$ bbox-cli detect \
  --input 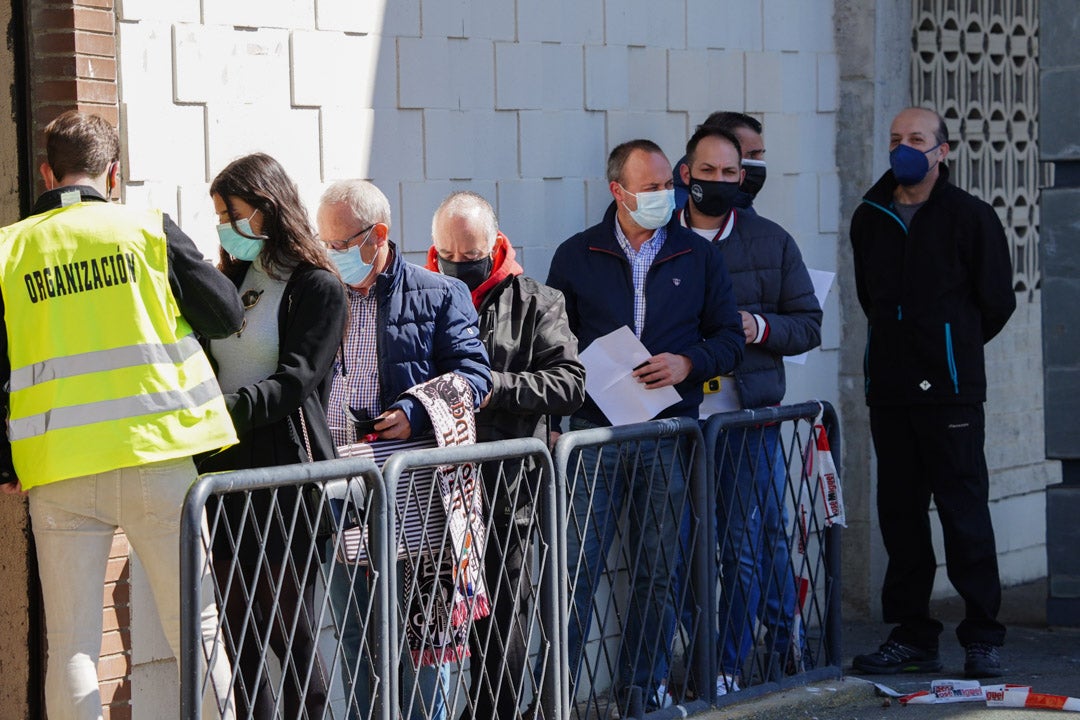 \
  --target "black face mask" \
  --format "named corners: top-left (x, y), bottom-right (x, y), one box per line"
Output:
top-left (438, 255), bottom-right (493, 291)
top-left (739, 159), bottom-right (767, 202)
top-left (688, 177), bottom-right (746, 218)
